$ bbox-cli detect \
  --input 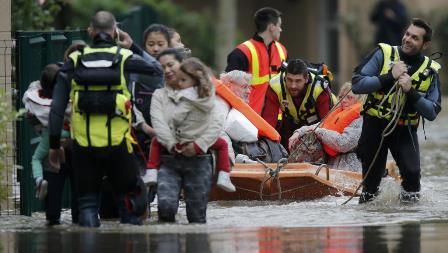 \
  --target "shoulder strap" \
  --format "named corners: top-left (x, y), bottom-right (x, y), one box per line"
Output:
top-left (279, 70), bottom-right (290, 116)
